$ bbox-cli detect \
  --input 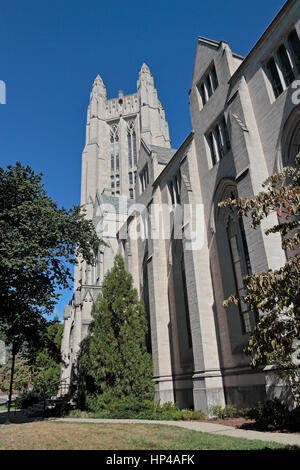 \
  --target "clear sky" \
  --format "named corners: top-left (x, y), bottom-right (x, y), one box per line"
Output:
top-left (0, 0), bottom-right (285, 320)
